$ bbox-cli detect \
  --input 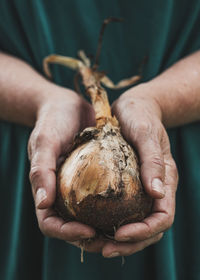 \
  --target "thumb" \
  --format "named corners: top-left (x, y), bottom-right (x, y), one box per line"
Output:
top-left (134, 135), bottom-right (165, 199)
top-left (112, 98), bottom-right (165, 198)
top-left (121, 119), bottom-right (166, 199)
